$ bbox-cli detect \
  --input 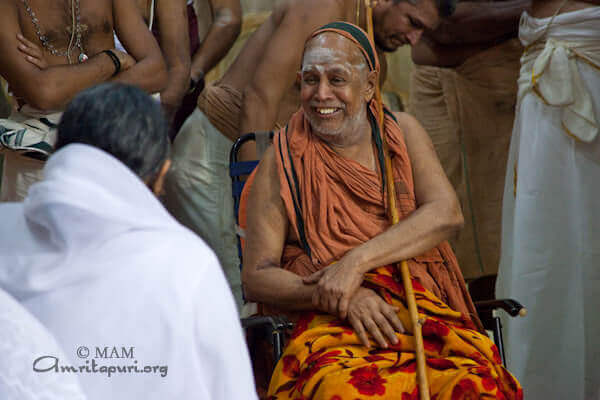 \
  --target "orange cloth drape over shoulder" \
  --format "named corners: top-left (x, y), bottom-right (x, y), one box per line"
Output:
top-left (272, 107), bottom-right (480, 327)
